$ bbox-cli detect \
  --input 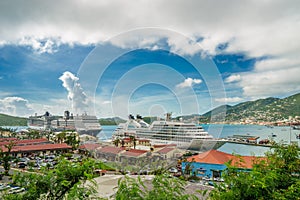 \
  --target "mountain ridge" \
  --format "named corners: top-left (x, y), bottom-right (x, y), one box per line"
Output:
top-left (0, 93), bottom-right (299, 126)
top-left (199, 93), bottom-right (300, 123)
